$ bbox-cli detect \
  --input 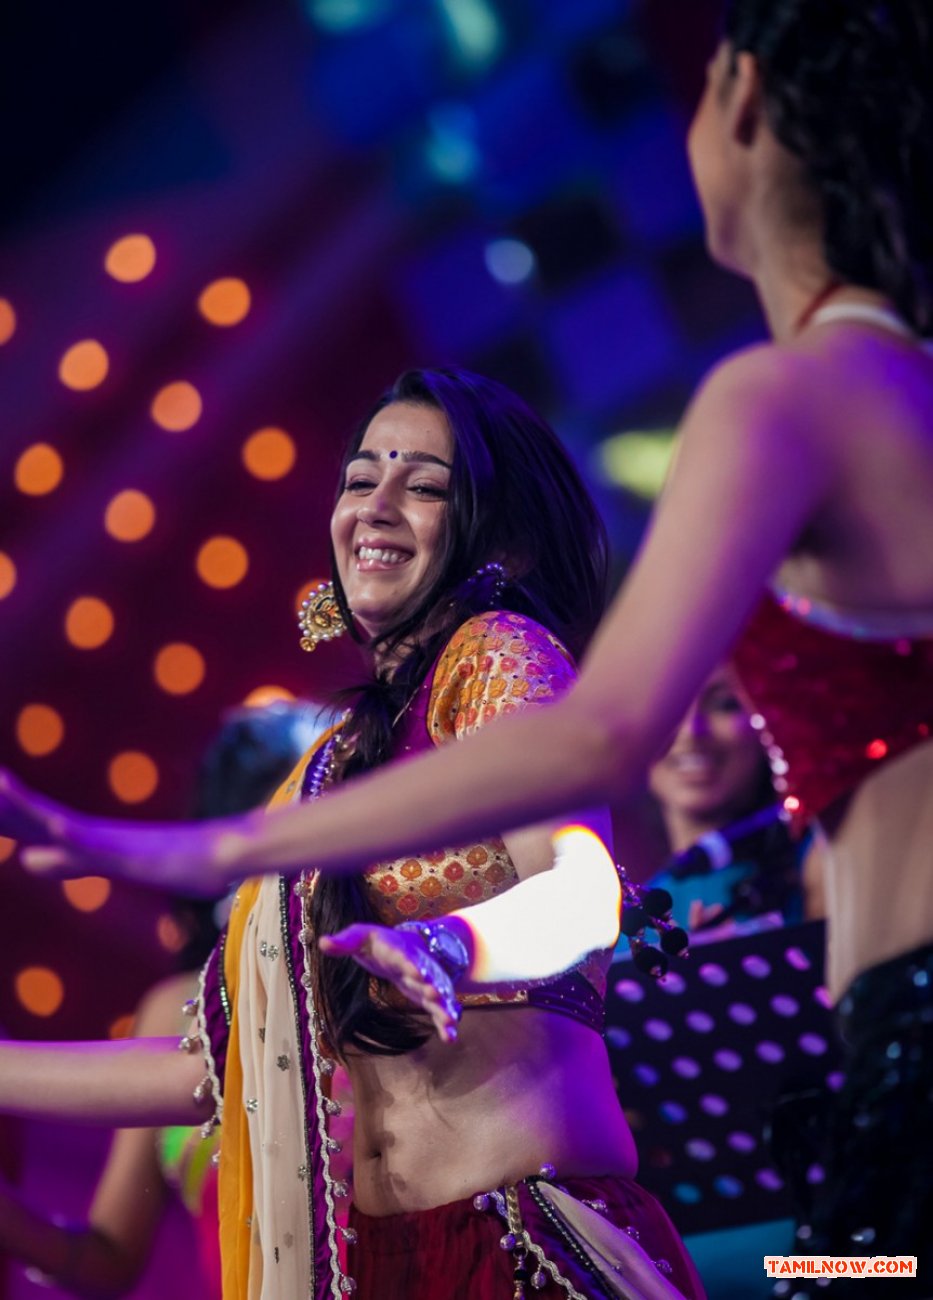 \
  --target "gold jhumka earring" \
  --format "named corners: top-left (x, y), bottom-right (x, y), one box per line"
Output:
top-left (297, 581), bottom-right (346, 652)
